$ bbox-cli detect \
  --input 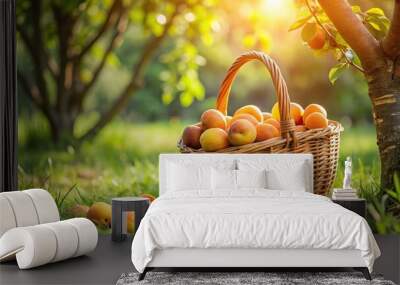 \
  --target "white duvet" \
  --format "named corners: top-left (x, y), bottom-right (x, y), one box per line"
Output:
top-left (131, 190), bottom-right (380, 273)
